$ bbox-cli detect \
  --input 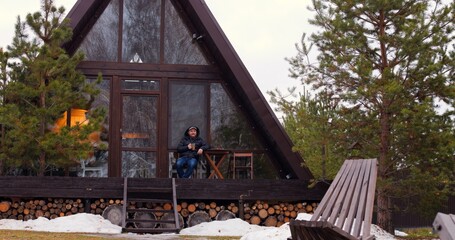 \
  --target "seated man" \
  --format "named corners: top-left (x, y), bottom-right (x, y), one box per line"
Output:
top-left (176, 126), bottom-right (210, 178)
